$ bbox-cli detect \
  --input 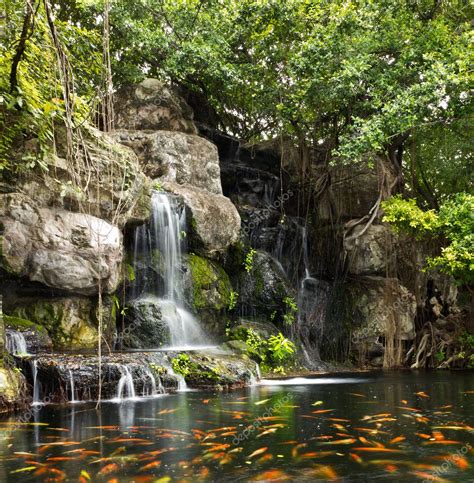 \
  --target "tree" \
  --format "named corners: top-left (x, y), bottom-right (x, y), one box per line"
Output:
top-left (382, 193), bottom-right (474, 287)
